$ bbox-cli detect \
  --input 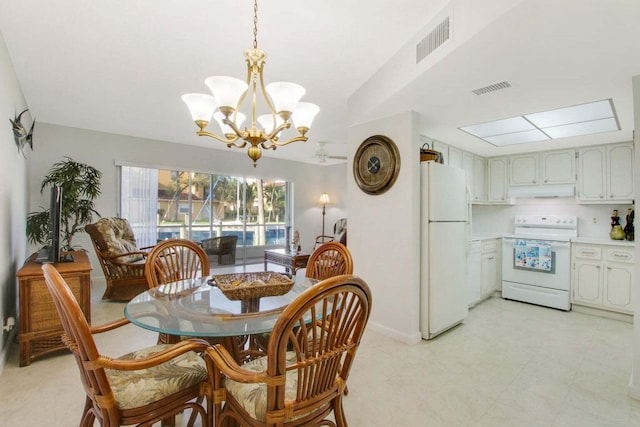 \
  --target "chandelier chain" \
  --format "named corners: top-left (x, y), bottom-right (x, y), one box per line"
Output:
top-left (253, 0), bottom-right (258, 49)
